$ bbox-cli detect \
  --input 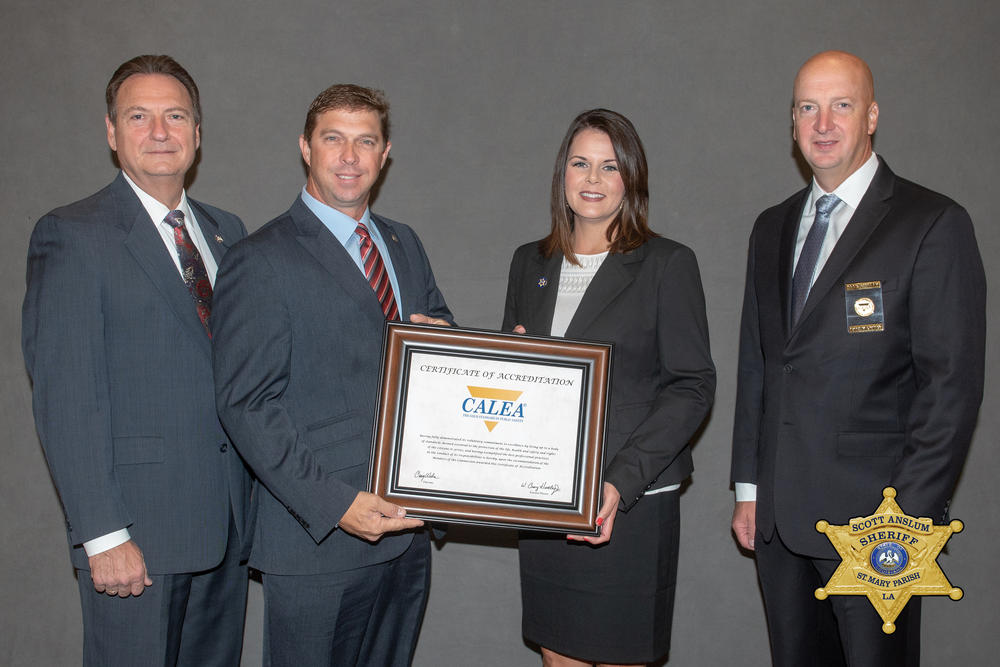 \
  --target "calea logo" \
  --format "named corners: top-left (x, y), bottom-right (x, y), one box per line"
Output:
top-left (462, 386), bottom-right (526, 432)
